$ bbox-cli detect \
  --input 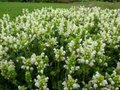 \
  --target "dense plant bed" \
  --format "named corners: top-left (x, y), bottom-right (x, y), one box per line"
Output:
top-left (0, 7), bottom-right (120, 90)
